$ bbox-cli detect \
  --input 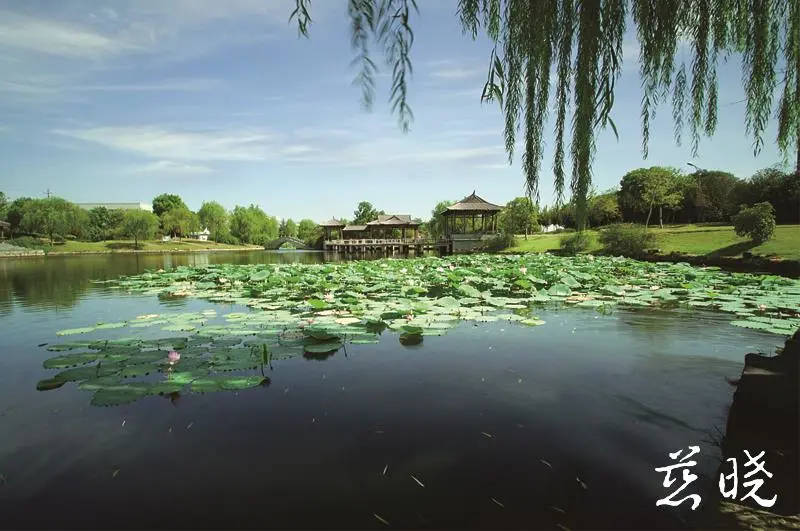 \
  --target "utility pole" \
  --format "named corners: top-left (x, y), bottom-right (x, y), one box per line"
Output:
top-left (686, 162), bottom-right (706, 223)
top-left (45, 188), bottom-right (52, 199)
